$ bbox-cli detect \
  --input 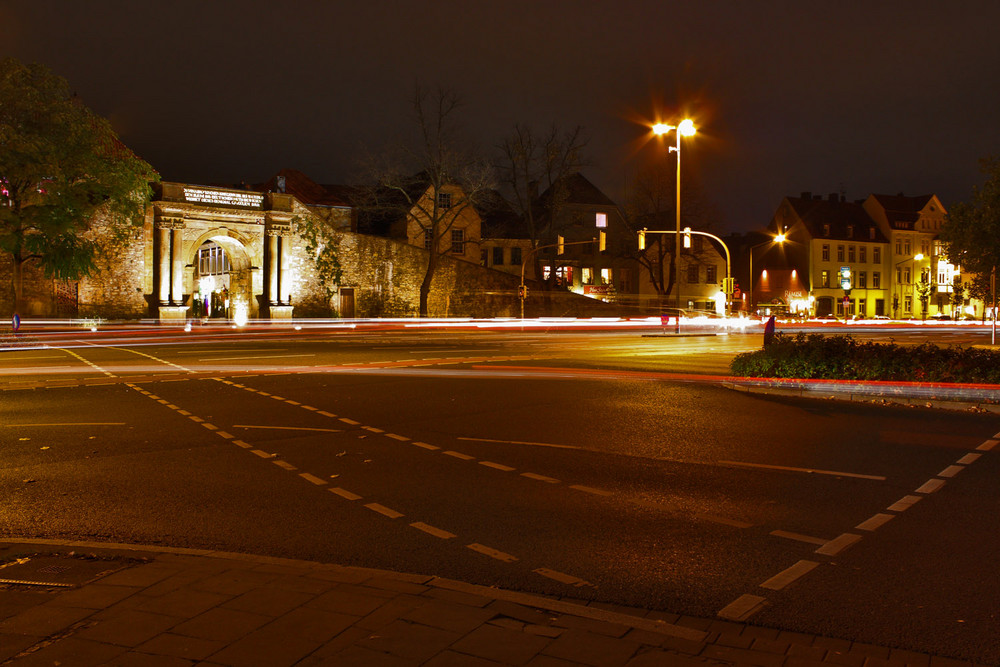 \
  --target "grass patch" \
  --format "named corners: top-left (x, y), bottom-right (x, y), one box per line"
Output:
top-left (731, 332), bottom-right (1000, 384)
